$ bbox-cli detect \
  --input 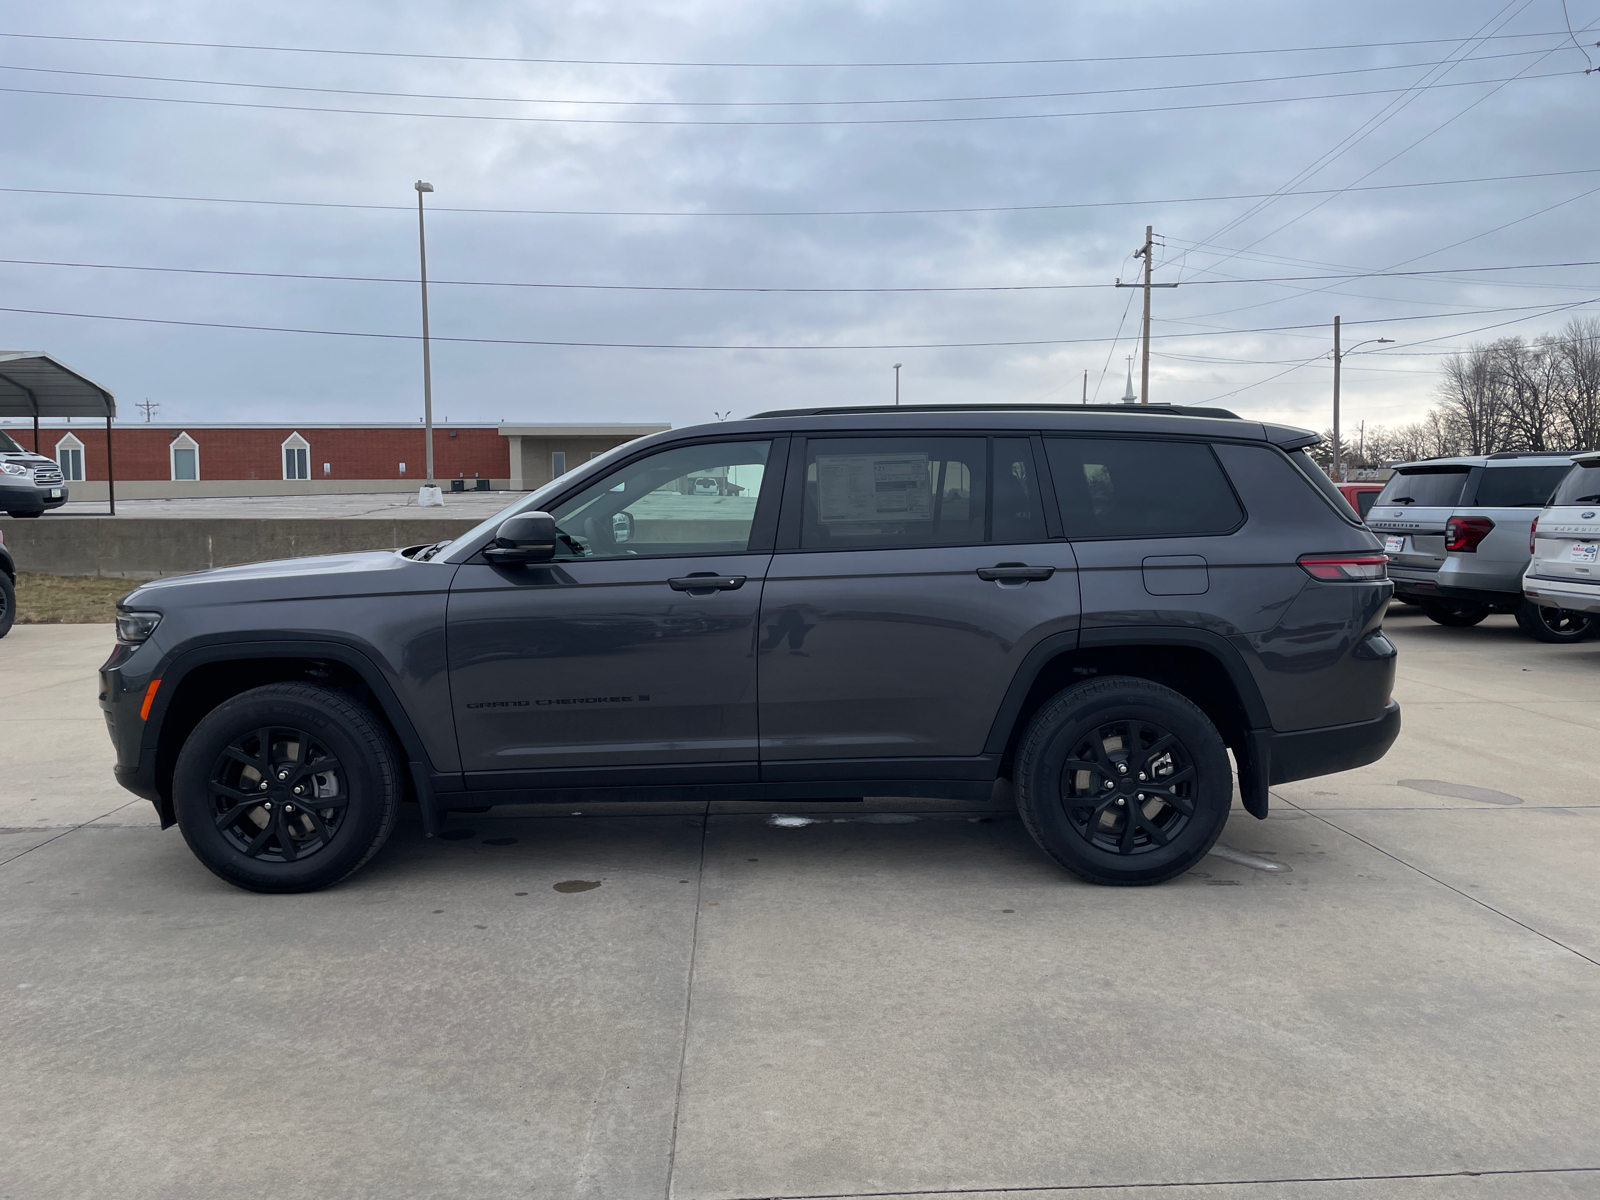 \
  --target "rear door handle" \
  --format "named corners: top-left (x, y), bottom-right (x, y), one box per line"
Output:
top-left (668, 574), bottom-right (747, 593)
top-left (976, 564), bottom-right (1055, 582)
